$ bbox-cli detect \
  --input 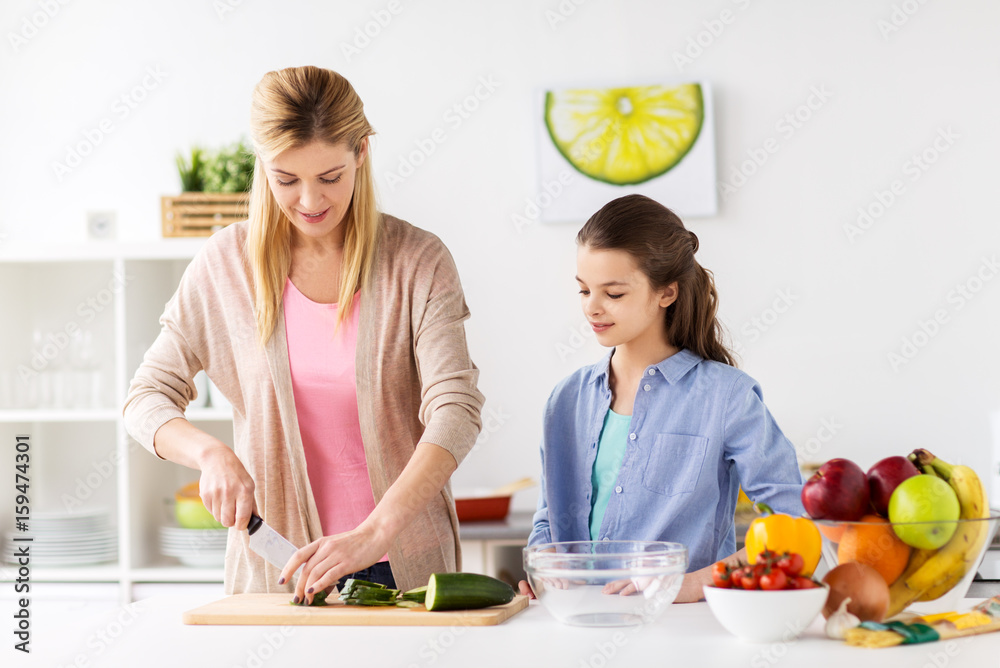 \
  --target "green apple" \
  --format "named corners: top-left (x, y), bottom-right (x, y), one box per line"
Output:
top-left (175, 497), bottom-right (225, 529)
top-left (887, 474), bottom-right (960, 549)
